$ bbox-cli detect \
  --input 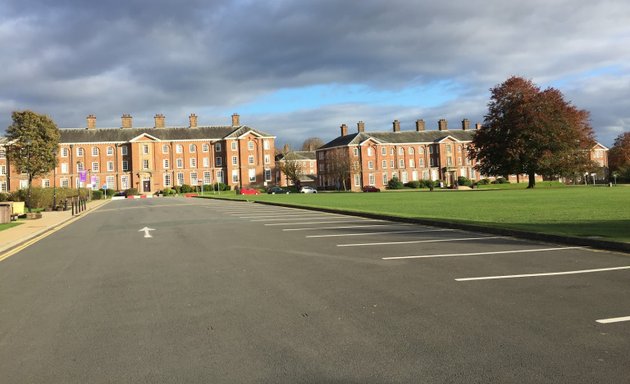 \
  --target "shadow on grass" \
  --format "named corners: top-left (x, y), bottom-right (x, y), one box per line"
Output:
top-left (493, 220), bottom-right (630, 243)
